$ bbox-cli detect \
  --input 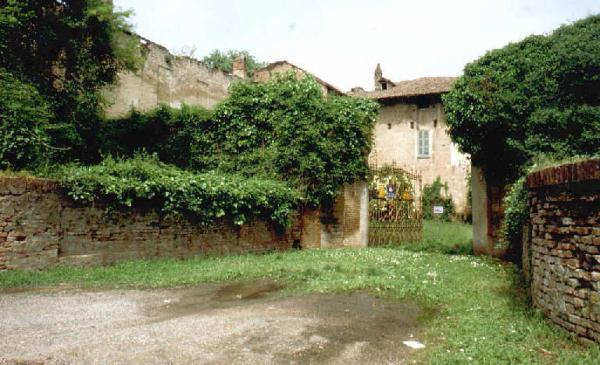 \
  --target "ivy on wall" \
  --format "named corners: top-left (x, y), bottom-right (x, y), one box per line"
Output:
top-left (0, 3), bottom-right (379, 228)
top-left (103, 74), bottom-right (379, 210)
top-left (59, 75), bottom-right (378, 226)
top-left (57, 155), bottom-right (300, 228)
